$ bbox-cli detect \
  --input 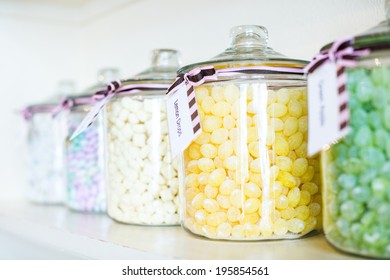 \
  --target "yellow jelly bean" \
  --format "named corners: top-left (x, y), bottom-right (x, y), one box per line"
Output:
top-left (187, 160), bottom-right (201, 173)
top-left (217, 194), bottom-right (231, 209)
top-left (185, 174), bottom-right (200, 188)
top-left (250, 158), bottom-right (262, 173)
top-left (212, 101), bottom-right (231, 117)
top-left (216, 222), bottom-right (232, 238)
top-left (273, 218), bottom-right (288, 236)
top-left (194, 132), bottom-right (211, 145)
top-left (209, 168), bottom-right (226, 187)
top-left (268, 103), bottom-right (287, 118)
top-left (224, 84), bottom-right (240, 104)
top-left (287, 218), bottom-right (305, 233)
top-left (192, 193), bottom-right (205, 209)
top-left (295, 205), bottom-right (310, 220)
top-left (224, 156), bottom-right (238, 170)
top-left (202, 116), bottom-right (222, 132)
top-left (204, 184), bottom-right (218, 198)
top-left (220, 179), bottom-right (237, 195)
top-left (288, 132), bottom-right (303, 150)
top-left (308, 202), bottom-right (321, 216)
top-left (211, 86), bottom-right (225, 102)
top-left (218, 140), bottom-right (234, 159)
top-left (248, 142), bottom-right (260, 158)
top-left (206, 211), bottom-right (227, 226)
top-left (298, 116), bottom-right (308, 133)
top-left (202, 225), bottom-right (217, 237)
top-left (277, 88), bottom-right (291, 104)
top-left (269, 118), bottom-right (284, 132)
top-left (301, 182), bottom-right (319, 195)
top-left (283, 117), bottom-right (299, 136)
top-left (281, 207), bottom-right (296, 220)
top-left (188, 144), bottom-right (201, 159)
top-left (214, 157), bottom-right (224, 168)
top-left (298, 190), bottom-right (311, 206)
top-left (274, 135), bottom-right (289, 156)
top-left (194, 86), bottom-right (209, 103)
top-left (203, 198), bottom-right (220, 213)
top-left (276, 195), bottom-right (289, 210)
top-left (244, 182), bottom-right (262, 198)
top-left (243, 198), bottom-right (261, 214)
top-left (301, 166), bottom-right (315, 183)
top-left (240, 213), bottom-right (260, 225)
top-left (287, 187), bottom-right (301, 207)
top-left (247, 127), bottom-right (259, 142)
top-left (198, 172), bottom-right (210, 185)
top-left (278, 171), bottom-right (297, 188)
top-left (292, 158), bottom-right (308, 177)
top-left (295, 142), bottom-right (308, 158)
top-left (194, 209), bottom-right (207, 225)
top-left (288, 99), bottom-right (303, 117)
top-left (276, 156), bottom-right (293, 171)
top-left (230, 189), bottom-right (243, 208)
top-left (223, 115), bottom-right (236, 130)
top-left (198, 158), bottom-right (215, 172)
top-left (200, 143), bottom-right (217, 158)
top-left (201, 96), bottom-right (215, 113)
top-left (211, 128), bottom-right (229, 144)
top-left (227, 207), bottom-right (241, 222)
